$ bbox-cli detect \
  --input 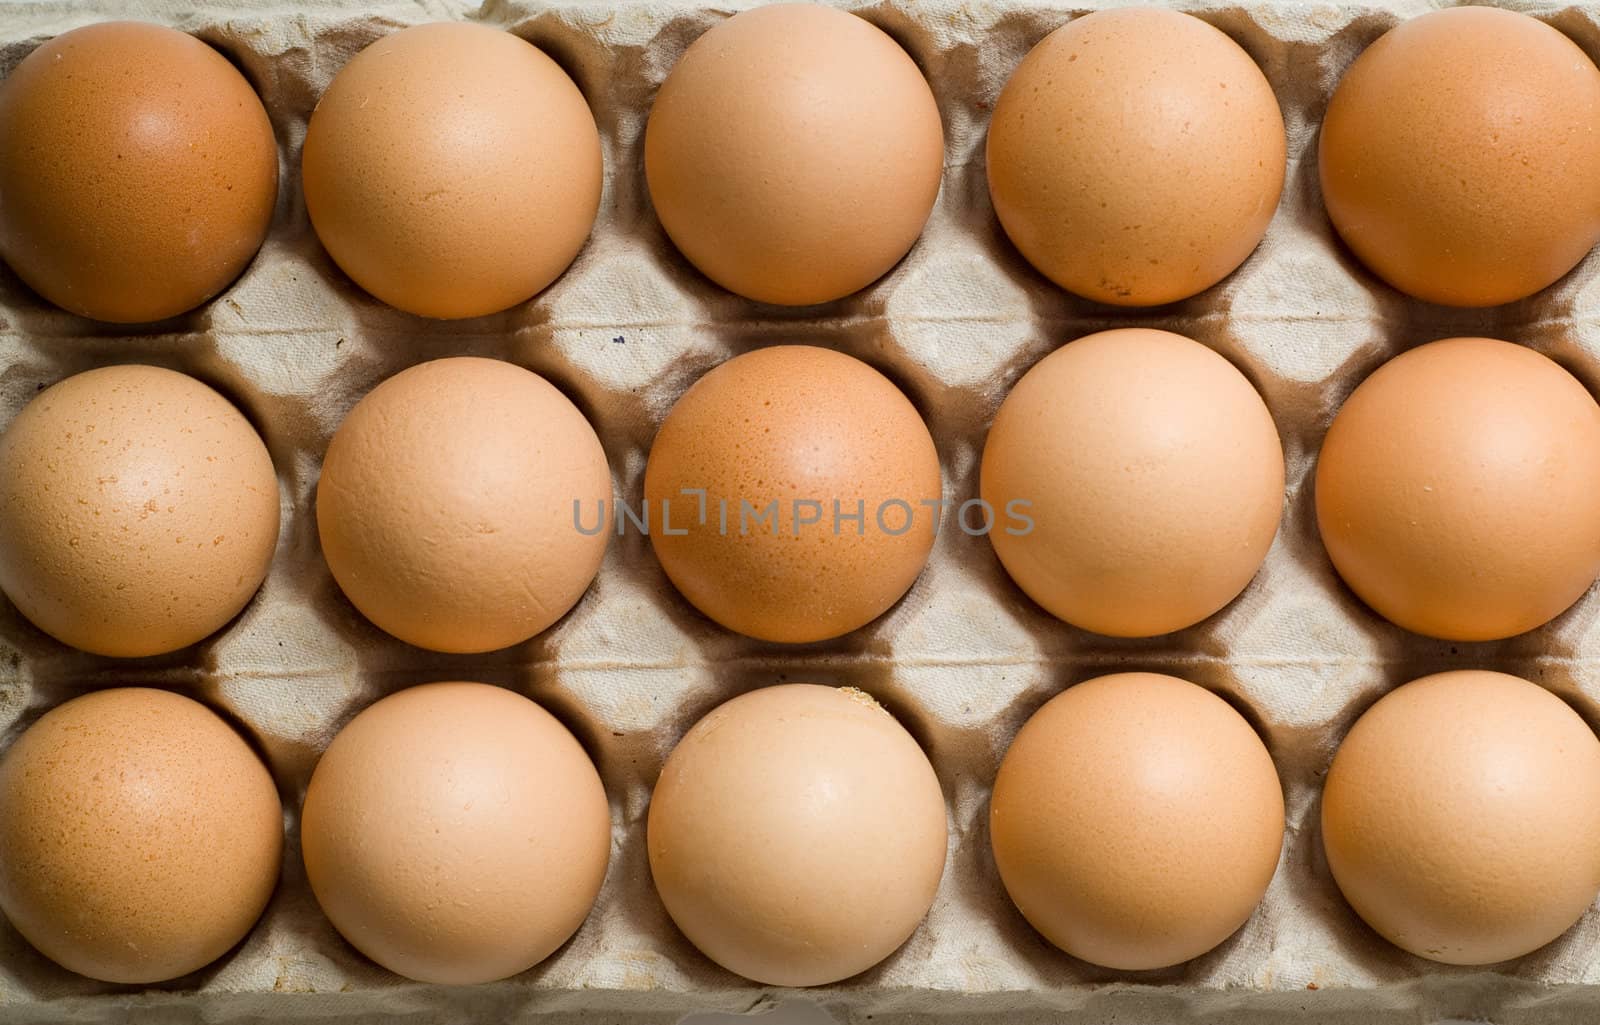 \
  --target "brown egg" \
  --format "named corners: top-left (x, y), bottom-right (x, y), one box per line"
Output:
top-left (1320, 7), bottom-right (1600, 307)
top-left (644, 3), bottom-right (944, 305)
top-left (648, 684), bottom-right (946, 986)
top-left (0, 365), bottom-right (280, 658)
top-left (0, 22), bottom-right (277, 323)
top-left (1323, 671), bottom-right (1600, 964)
top-left (301, 682), bottom-right (609, 984)
top-left (302, 23), bottom-right (601, 319)
top-left (643, 345), bottom-right (940, 643)
top-left (990, 673), bottom-right (1284, 970)
top-left (317, 357), bottom-right (610, 653)
top-left (0, 688), bottom-right (282, 983)
top-left (987, 9), bottom-right (1285, 306)
top-left (980, 329), bottom-right (1283, 637)
top-left (1315, 338), bottom-right (1600, 641)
